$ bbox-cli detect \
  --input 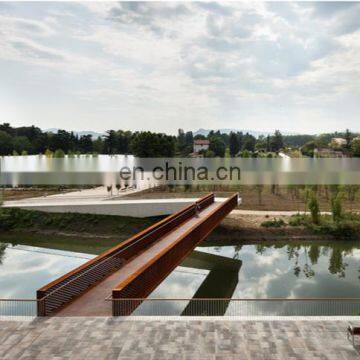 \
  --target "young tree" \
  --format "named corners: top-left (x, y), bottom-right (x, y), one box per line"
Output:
top-left (331, 195), bottom-right (342, 222)
top-left (308, 193), bottom-right (320, 225)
